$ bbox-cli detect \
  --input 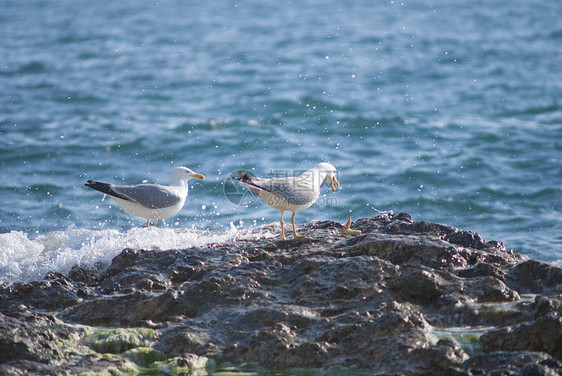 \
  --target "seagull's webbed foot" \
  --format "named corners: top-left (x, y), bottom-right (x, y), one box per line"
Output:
top-left (293, 231), bottom-right (305, 239)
